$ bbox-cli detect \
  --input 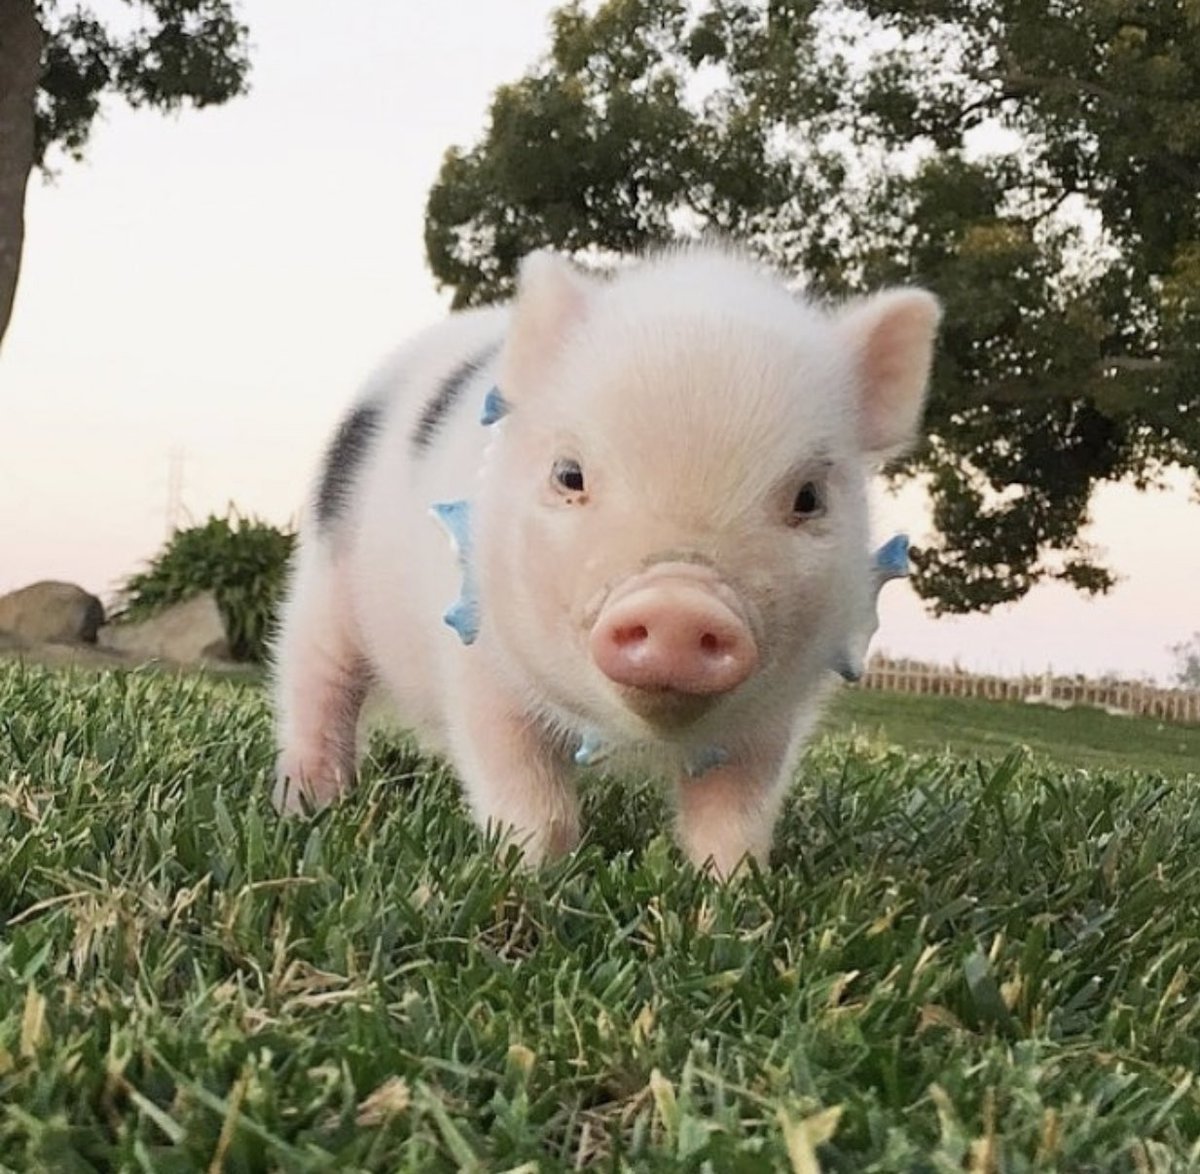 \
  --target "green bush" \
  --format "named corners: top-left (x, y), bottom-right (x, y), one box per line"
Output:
top-left (115, 510), bottom-right (295, 663)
